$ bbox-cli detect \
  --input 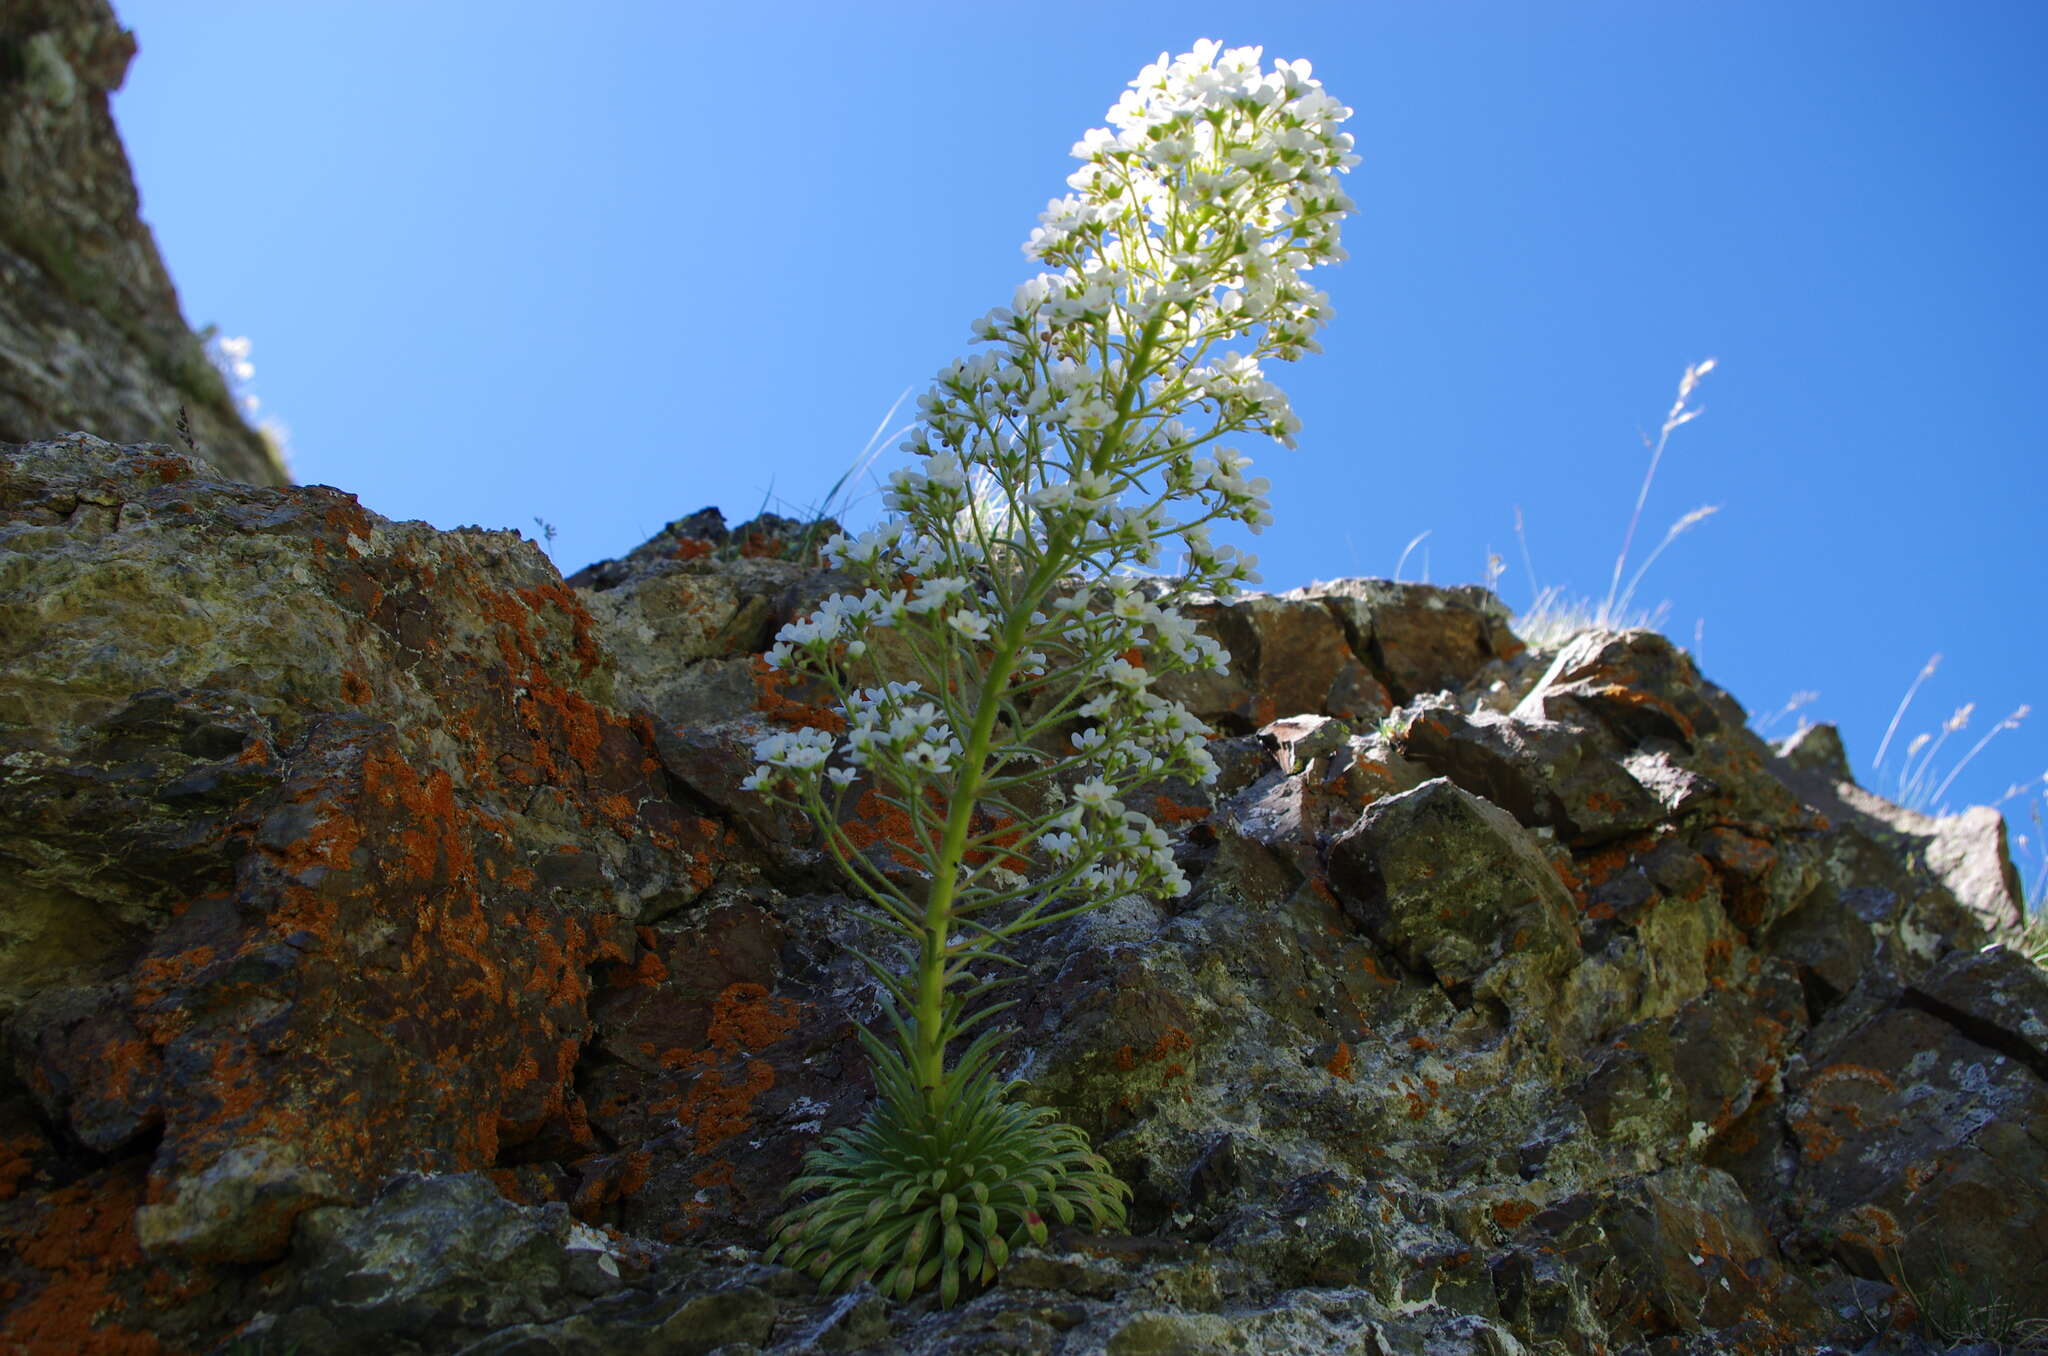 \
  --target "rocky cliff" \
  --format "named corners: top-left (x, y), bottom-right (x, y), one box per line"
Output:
top-left (1, 0), bottom-right (286, 487)
top-left (0, 433), bottom-right (2040, 1355)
